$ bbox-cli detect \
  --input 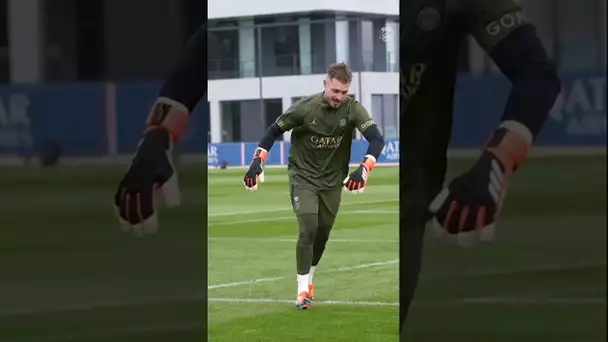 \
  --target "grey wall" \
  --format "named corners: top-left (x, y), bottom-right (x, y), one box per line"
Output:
top-left (103, 0), bottom-right (184, 81)
top-left (371, 94), bottom-right (398, 139)
top-left (44, 0), bottom-right (78, 82)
